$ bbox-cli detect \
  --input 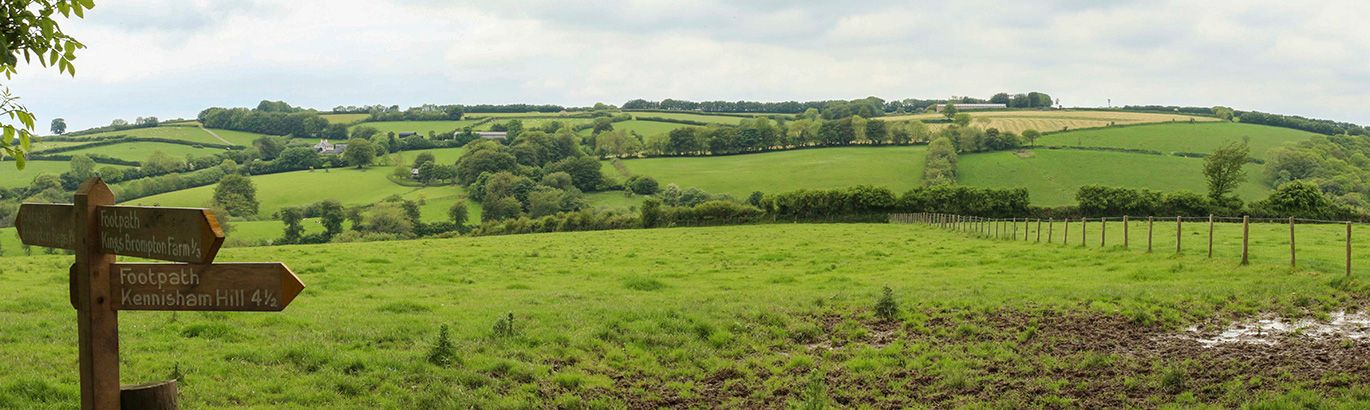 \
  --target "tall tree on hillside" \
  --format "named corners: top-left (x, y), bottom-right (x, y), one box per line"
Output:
top-left (213, 173), bottom-right (259, 217)
top-left (0, 0), bottom-right (92, 171)
top-left (50, 118), bottom-right (66, 134)
top-left (1203, 139), bottom-right (1250, 204)
top-left (942, 103), bottom-right (958, 120)
top-left (344, 138), bottom-right (376, 168)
